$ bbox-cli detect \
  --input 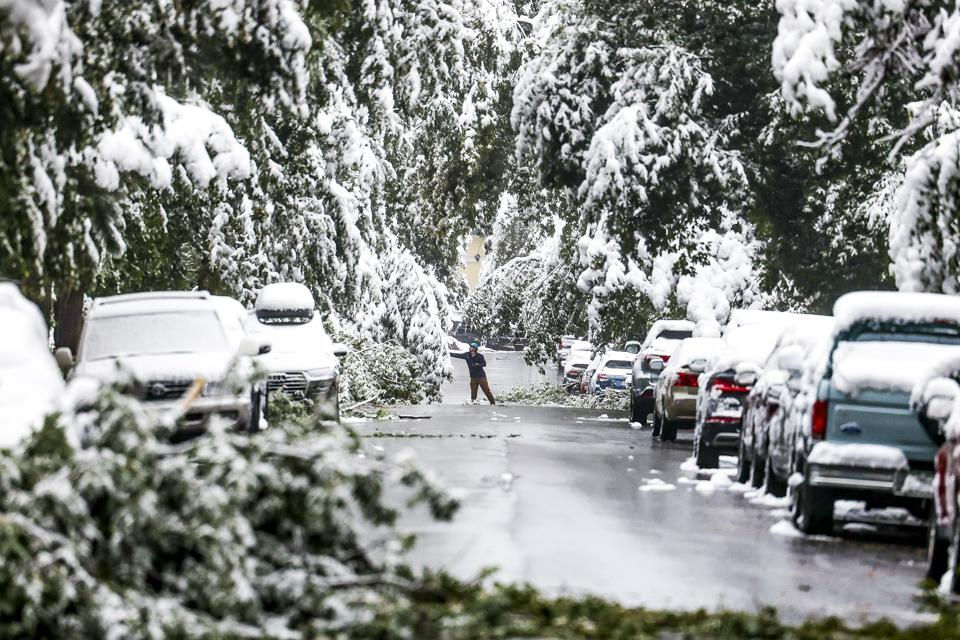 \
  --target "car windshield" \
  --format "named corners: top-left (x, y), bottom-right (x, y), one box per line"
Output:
top-left (246, 317), bottom-right (332, 354)
top-left (82, 311), bottom-right (228, 360)
top-left (605, 360), bottom-right (633, 370)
